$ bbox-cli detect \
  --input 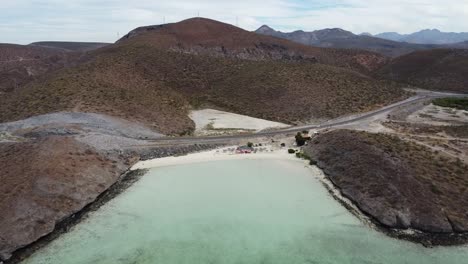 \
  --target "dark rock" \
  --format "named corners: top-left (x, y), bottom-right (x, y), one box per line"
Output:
top-left (304, 130), bottom-right (468, 236)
